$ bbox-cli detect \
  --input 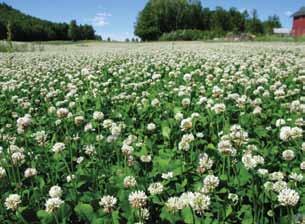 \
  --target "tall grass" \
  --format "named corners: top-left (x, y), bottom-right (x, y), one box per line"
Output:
top-left (0, 41), bottom-right (45, 52)
top-left (254, 35), bottom-right (305, 42)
